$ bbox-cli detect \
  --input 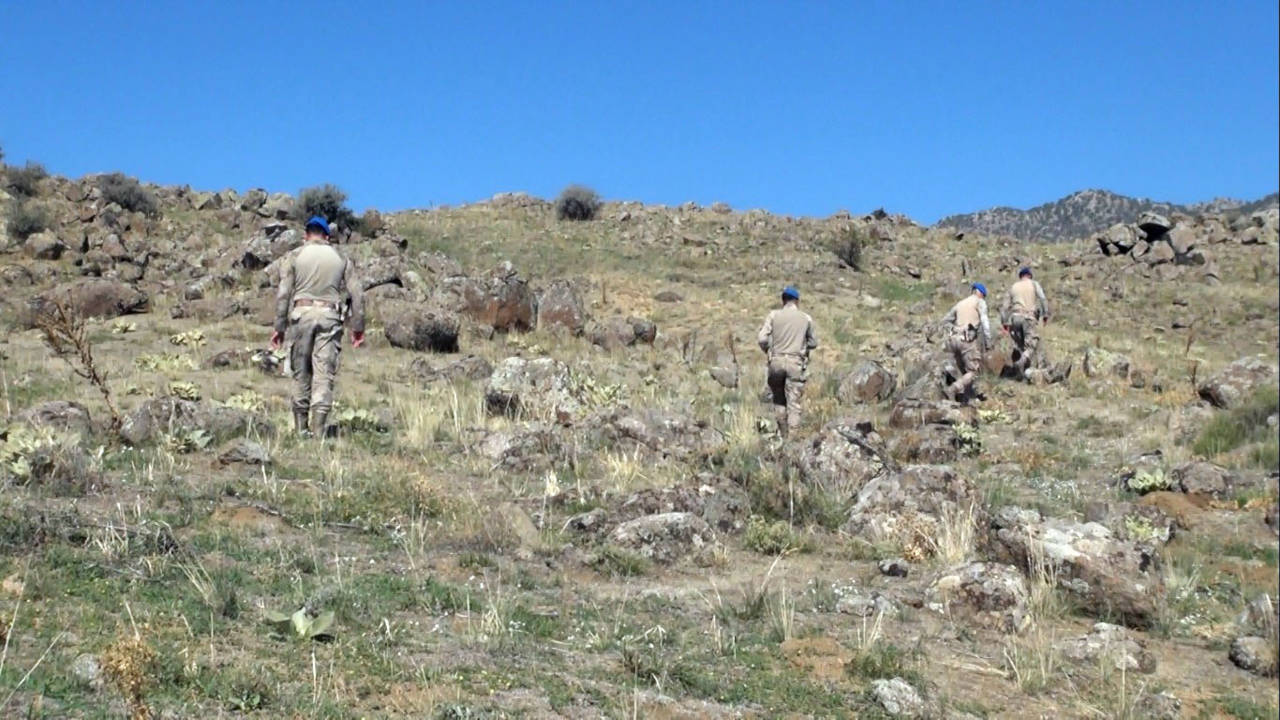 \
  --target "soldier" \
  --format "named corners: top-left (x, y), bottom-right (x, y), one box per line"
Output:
top-left (757, 286), bottom-right (818, 438)
top-left (941, 283), bottom-right (991, 402)
top-left (270, 216), bottom-right (365, 437)
top-left (1000, 267), bottom-right (1049, 379)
